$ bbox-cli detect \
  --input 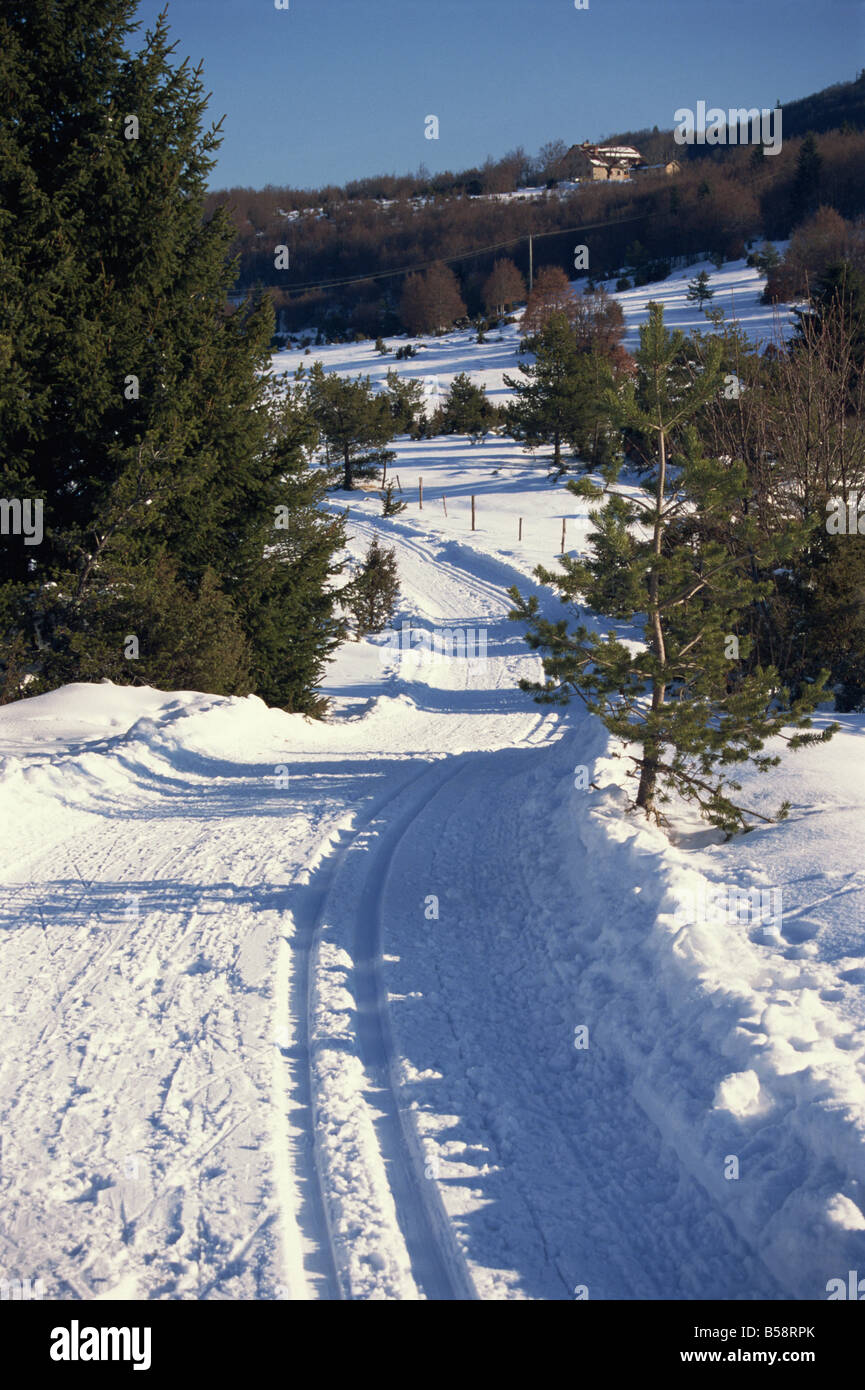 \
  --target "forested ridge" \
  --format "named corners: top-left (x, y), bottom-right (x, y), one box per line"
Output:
top-left (207, 75), bottom-right (865, 338)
